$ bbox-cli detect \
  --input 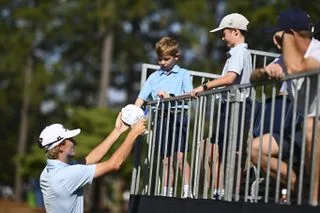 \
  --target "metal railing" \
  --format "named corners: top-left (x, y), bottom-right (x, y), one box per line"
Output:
top-left (130, 50), bottom-right (320, 206)
top-left (139, 49), bottom-right (280, 86)
top-left (140, 64), bottom-right (222, 89)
